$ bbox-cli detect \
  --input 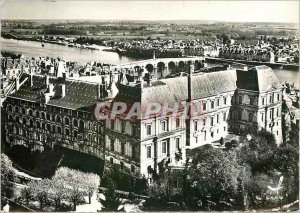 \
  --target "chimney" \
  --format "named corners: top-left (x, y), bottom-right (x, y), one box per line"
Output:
top-left (48, 83), bottom-right (54, 95)
top-left (29, 73), bottom-right (33, 87)
top-left (97, 83), bottom-right (101, 98)
top-left (45, 75), bottom-right (49, 87)
top-left (61, 84), bottom-right (66, 98)
top-left (15, 76), bottom-right (20, 91)
top-left (62, 72), bottom-right (67, 80)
